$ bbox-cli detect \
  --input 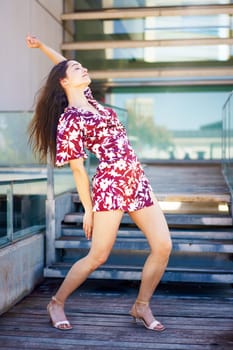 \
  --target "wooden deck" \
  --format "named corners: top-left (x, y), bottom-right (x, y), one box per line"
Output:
top-left (0, 278), bottom-right (232, 349)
